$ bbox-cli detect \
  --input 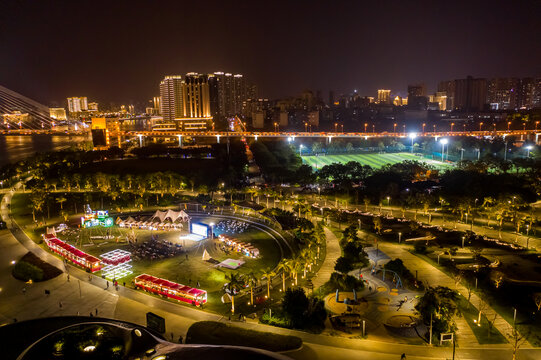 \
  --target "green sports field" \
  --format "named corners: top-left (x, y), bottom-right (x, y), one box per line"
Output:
top-left (302, 152), bottom-right (455, 170)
